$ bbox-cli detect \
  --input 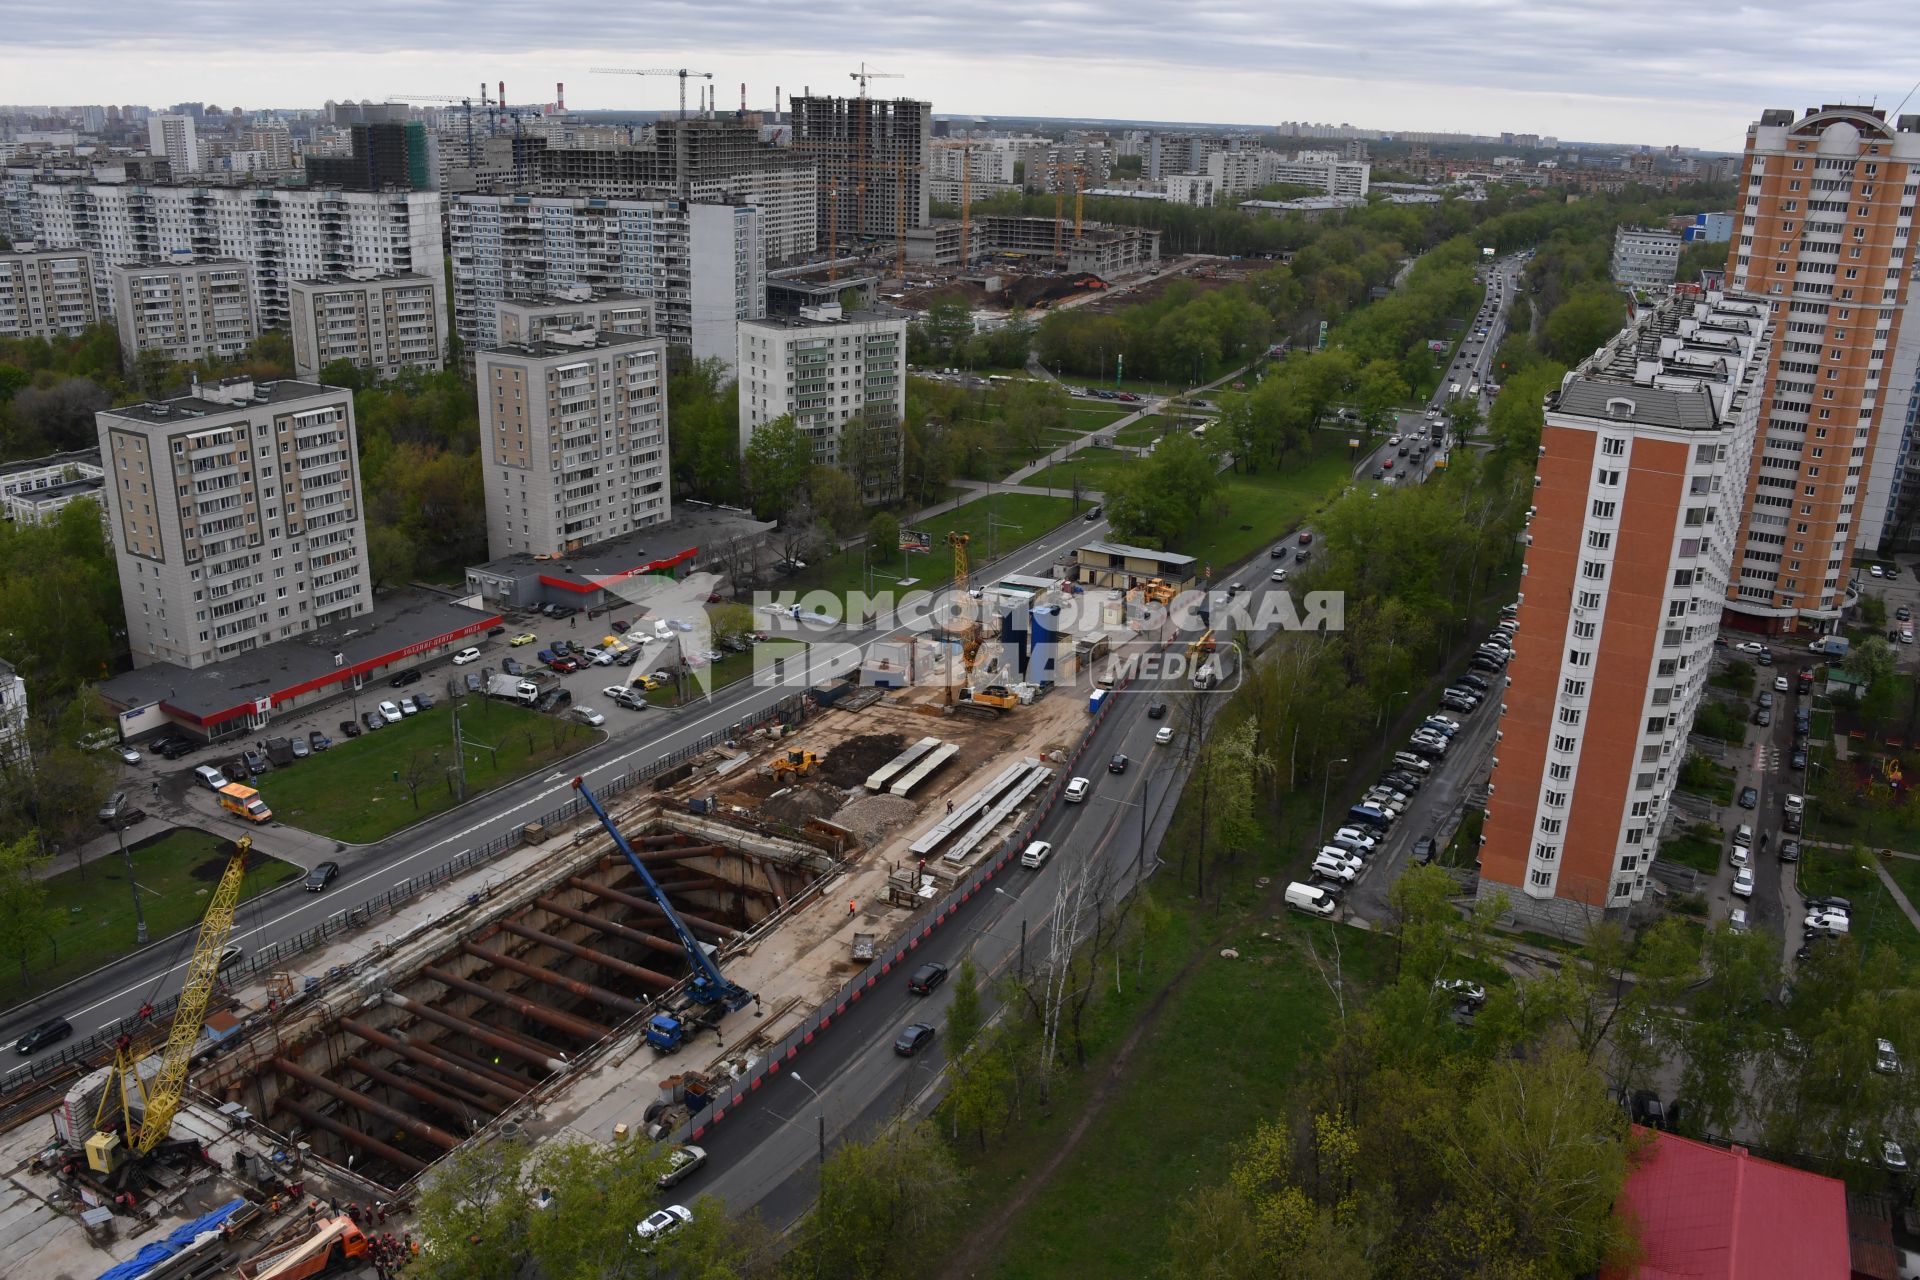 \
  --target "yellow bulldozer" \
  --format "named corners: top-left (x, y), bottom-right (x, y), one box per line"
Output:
top-left (770, 749), bottom-right (820, 778)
